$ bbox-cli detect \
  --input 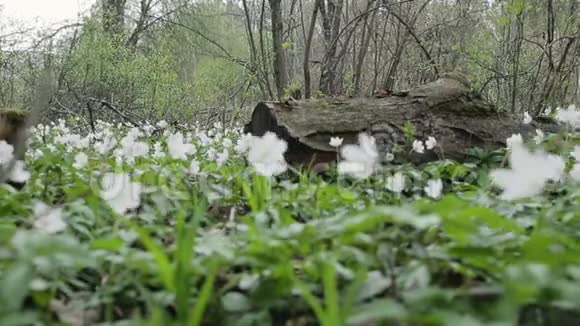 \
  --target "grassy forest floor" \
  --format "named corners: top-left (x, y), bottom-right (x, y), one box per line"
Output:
top-left (1, 114), bottom-right (580, 326)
